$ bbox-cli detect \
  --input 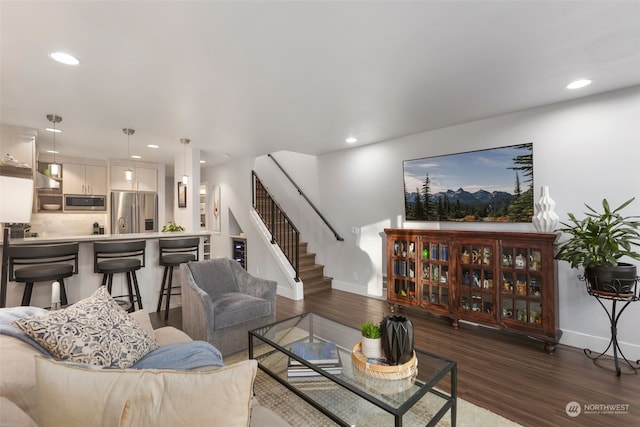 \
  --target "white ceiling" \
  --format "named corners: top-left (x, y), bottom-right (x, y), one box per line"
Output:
top-left (2, 1), bottom-right (640, 176)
